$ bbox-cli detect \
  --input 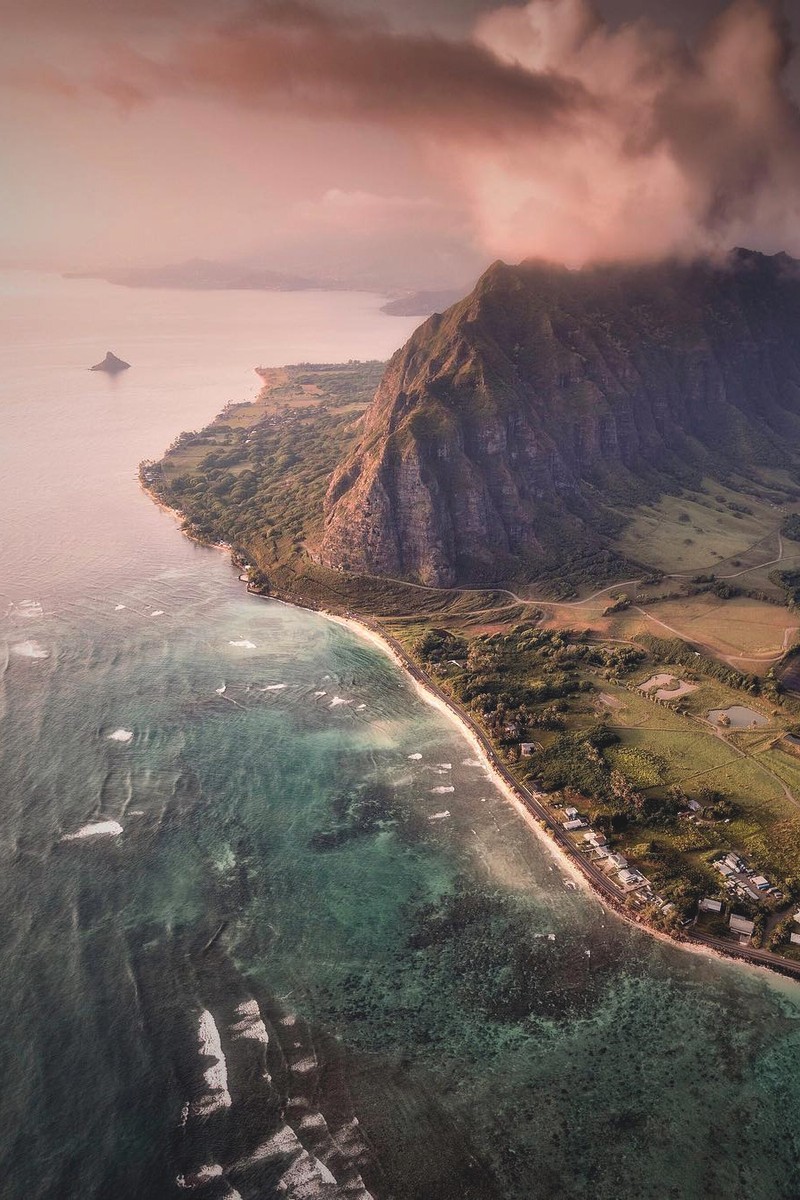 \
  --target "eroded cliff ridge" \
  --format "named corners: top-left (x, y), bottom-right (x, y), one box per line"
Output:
top-left (321, 250), bottom-right (800, 587)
